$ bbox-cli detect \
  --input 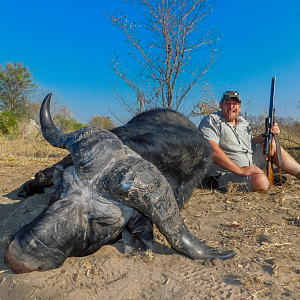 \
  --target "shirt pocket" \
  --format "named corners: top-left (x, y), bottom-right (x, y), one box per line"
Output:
top-left (238, 126), bottom-right (252, 150)
top-left (219, 124), bottom-right (240, 151)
